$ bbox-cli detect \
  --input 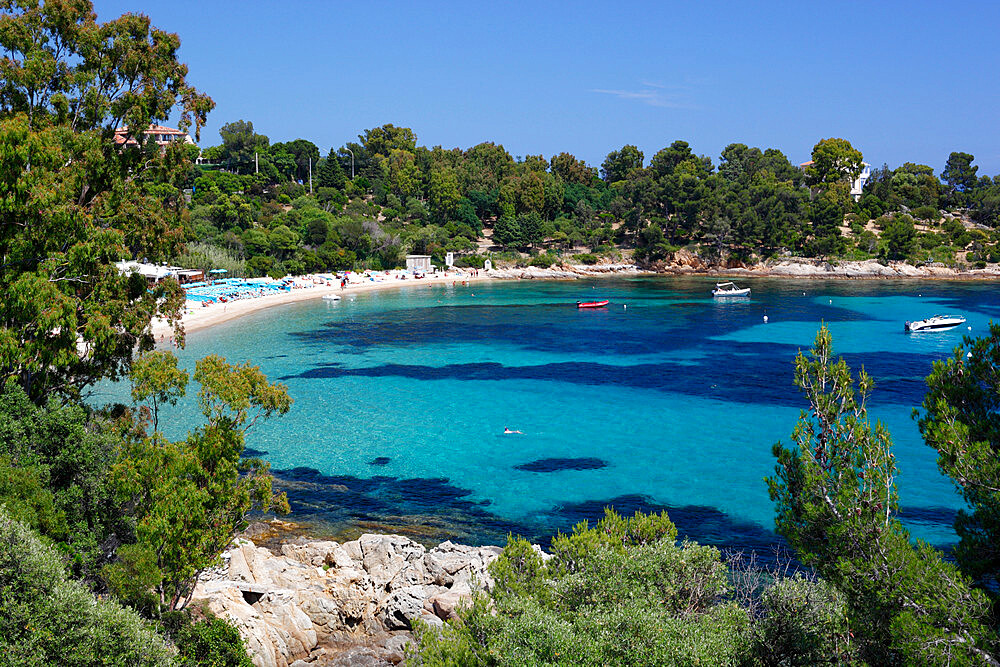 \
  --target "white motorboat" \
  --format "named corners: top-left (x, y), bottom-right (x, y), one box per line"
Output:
top-left (904, 315), bottom-right (966, 332)
top-left (322, 294), bottom-right (342, 301)
top-left (712, 282), bottom-right (751, 298)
